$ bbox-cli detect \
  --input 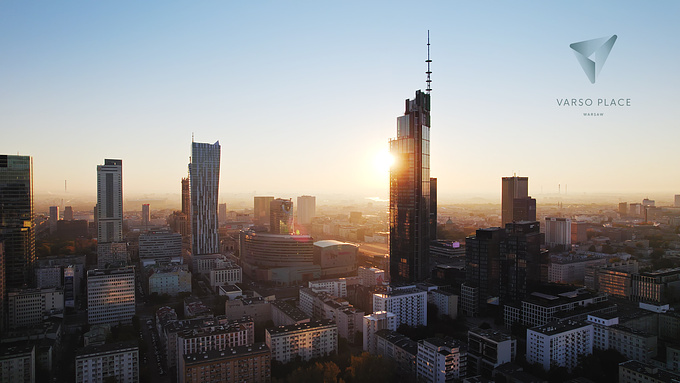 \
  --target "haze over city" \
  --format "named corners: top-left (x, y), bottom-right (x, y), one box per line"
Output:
top-left (2, 1), bottom-right (679, 206)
